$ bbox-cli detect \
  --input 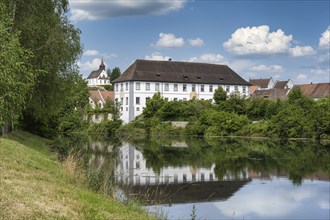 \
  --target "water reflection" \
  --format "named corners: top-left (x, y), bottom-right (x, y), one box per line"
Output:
top-left (56, 135), bottom-right (330, 219)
